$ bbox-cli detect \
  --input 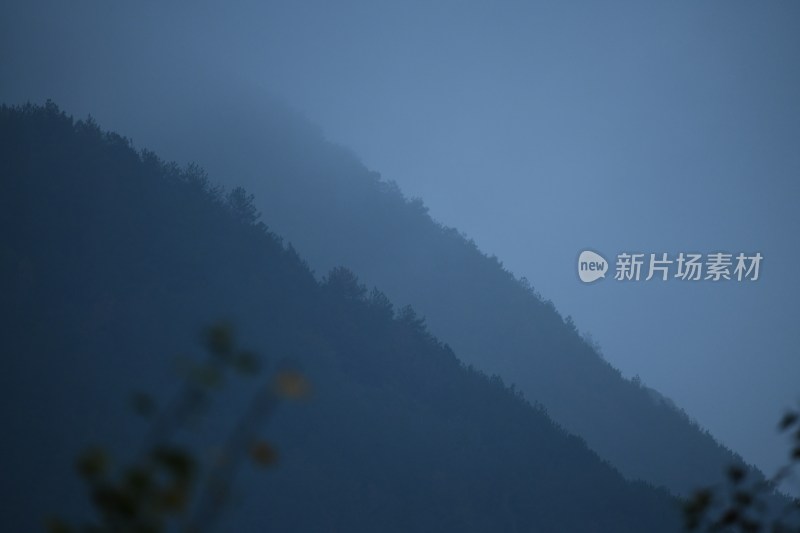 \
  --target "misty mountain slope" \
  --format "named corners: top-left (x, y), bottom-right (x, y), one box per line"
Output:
top-left (139, 96), bottom-right (754, 496)
top-left (0, 103), bottom-right (681, 532)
